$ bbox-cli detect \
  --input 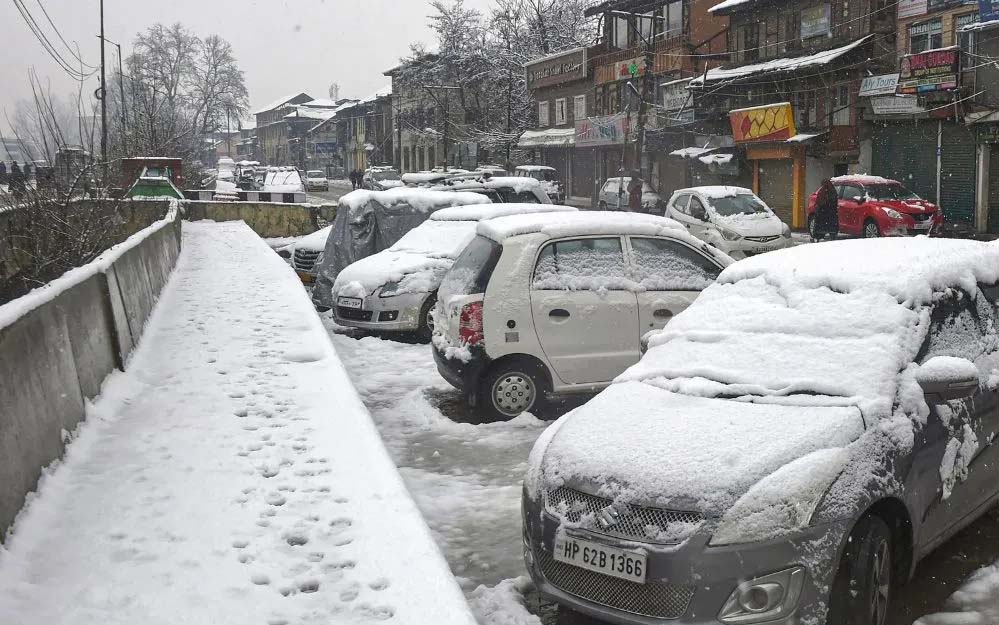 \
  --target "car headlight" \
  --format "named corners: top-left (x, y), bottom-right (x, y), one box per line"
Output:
top-left (379, 281), bottom-right (401, 298)
top-left (720, 227), bottom-right (742, 242)
top-left (881, 207), bottom-right (903, 220)
top-left (718, 567), bottom-right (806, 624)
top-left (781, 223), bottom-right (791, 238)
